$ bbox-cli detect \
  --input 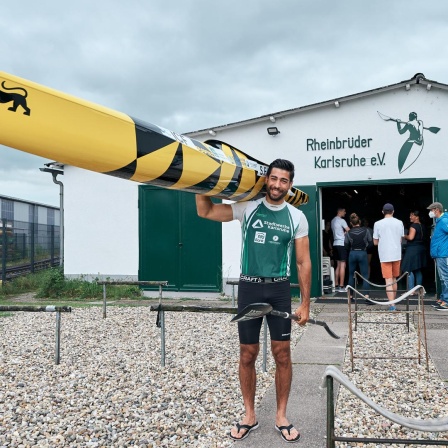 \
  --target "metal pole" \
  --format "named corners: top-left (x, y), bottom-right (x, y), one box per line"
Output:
top-left (40, 167), bottom-right (64, 267)
top-left (55, 311), bottom-right (61, 365)
top-left (348, 297), bottom-right (355, 371)
top-left (1, 219), bottom-right (6, 284)
top-left (160, 310), bottom-right (166, 367)
top-left (30, 213), bottom-right (35, 273)
top-left (232, 284), bottom-right (235, 308)
top-left (102, 284), bottom-right (107, 318)
top-left (262, 317), bottom-right (268, 372)
top-left (51, 173), bottom-right (64, 266)
top-left (326, 375), bottom-right (335, 448)
top-left (50, 224), bottom-right (55, 266)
